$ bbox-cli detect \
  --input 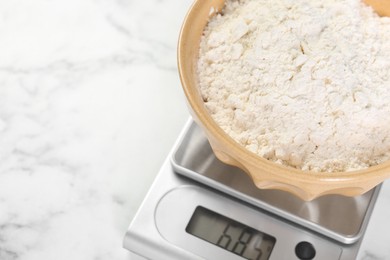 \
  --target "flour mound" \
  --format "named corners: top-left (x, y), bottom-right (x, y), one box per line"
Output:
top-left (198, 0), bottom-right (390, 172)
